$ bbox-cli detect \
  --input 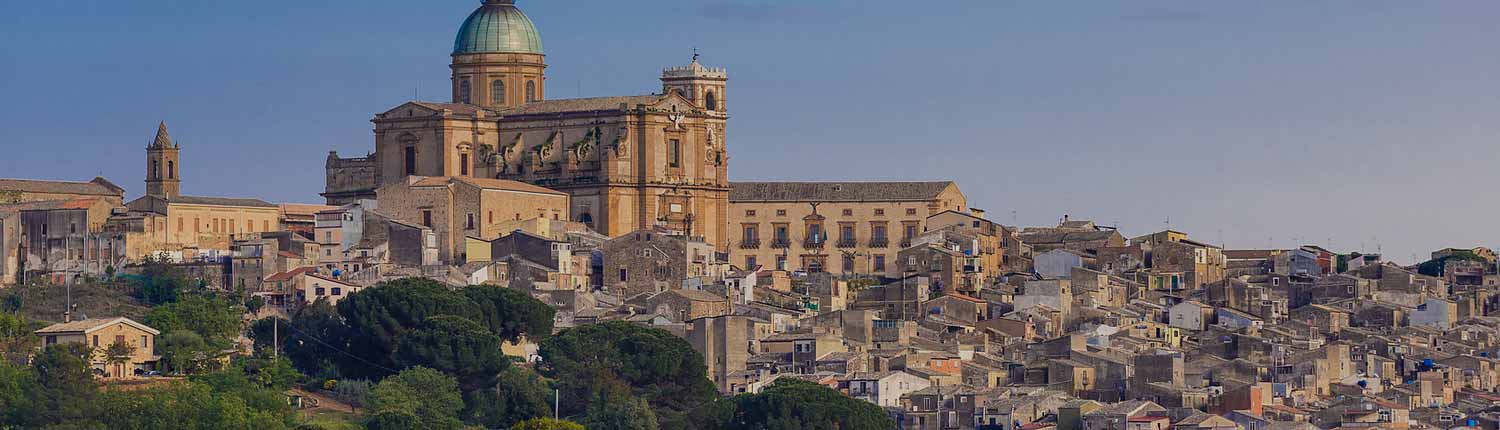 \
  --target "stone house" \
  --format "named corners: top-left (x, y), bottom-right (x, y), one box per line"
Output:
top-left (1081, 400), bottom-right (1167, 430)
top-left (901, 385), bottom-right (978, 430)
top-left (924, 293), bottom-right (990, 324)
top-left (376, 175), bottom-right (569, 264)
top-left (643, 288), bottom-right (731, 322)
top-left (36, 317), bottom-right (160, 378)
top-left (847, 370), bottom-right (932, 408)
top-left (602, 228), bottom-right (721, 299)
top-left (1036, 249), bottom-right (1095, 280)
